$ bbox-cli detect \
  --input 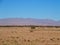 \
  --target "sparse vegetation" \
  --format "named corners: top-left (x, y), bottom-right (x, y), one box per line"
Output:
top-left (16, 37), bottom-right (19, 39)
top-left (30, 30), bottom-right (34, 32)
top-left (0, 26), bottom-right (60, 45)
top-left (31, 26), bottom-right (36, 29)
